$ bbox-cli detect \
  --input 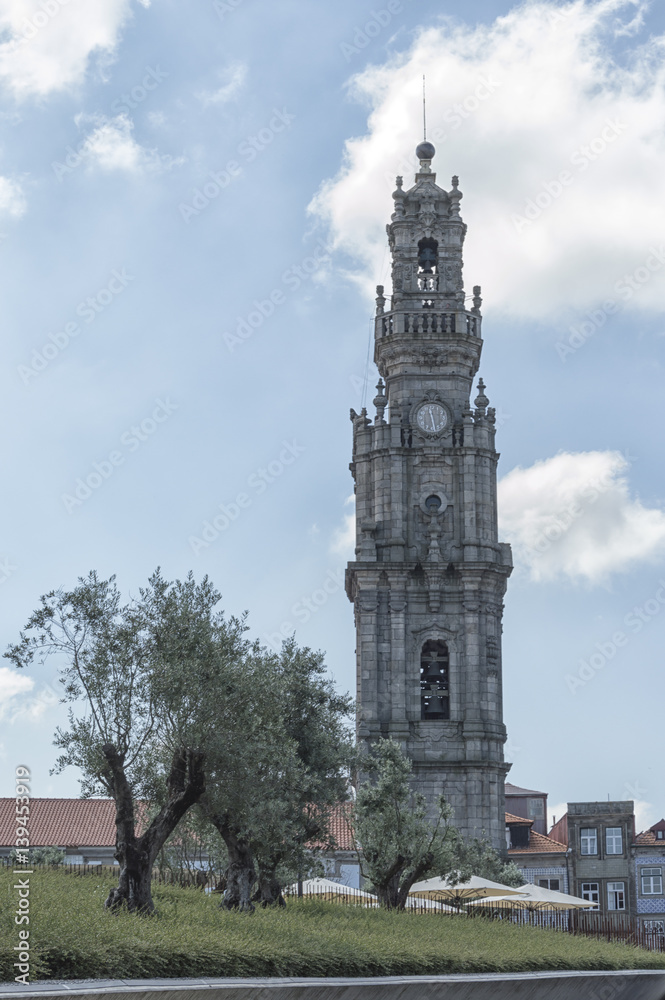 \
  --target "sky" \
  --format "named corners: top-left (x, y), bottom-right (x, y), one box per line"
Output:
top-left (0, 0), bottom-right (664, 835)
